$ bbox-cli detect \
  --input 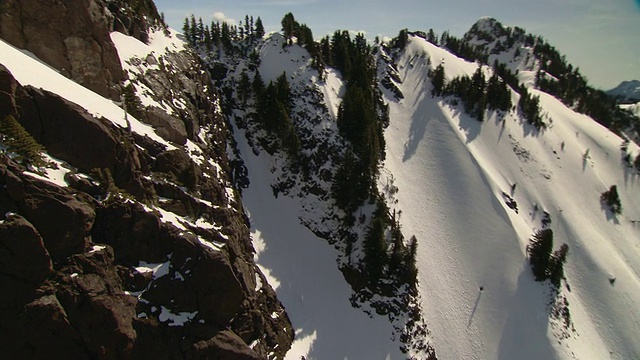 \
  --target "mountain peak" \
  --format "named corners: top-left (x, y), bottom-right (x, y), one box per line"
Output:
top-left (607, 79), bottom-right (640, 101)
top-left (466, 17), bottom-right (508, 38)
